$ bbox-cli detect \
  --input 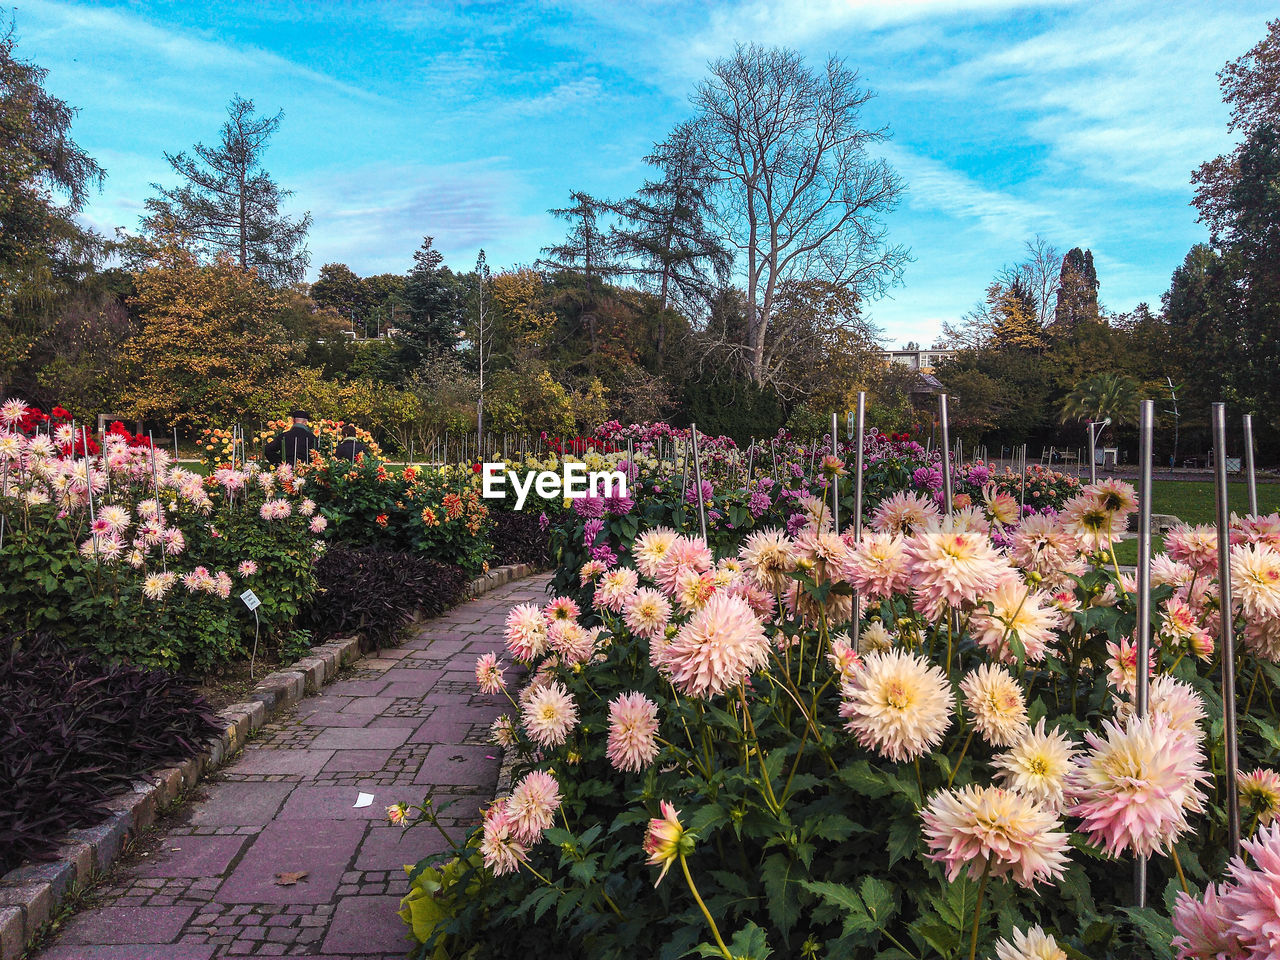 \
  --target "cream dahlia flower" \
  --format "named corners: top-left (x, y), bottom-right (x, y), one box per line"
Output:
top-left (960, 664), bottom-right (1029, 747)
top-left (839, 649), bottom-right (953, 762)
